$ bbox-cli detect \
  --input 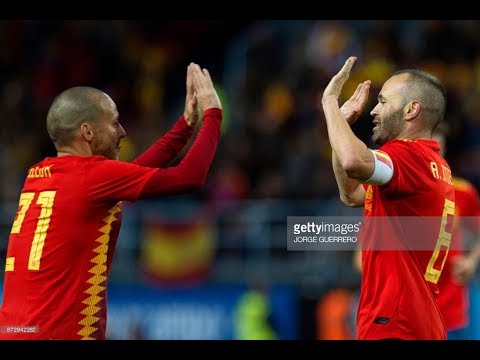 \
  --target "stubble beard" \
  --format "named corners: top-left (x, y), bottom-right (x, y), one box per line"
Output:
top-left (371, 109), bottom-right (405, 146)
